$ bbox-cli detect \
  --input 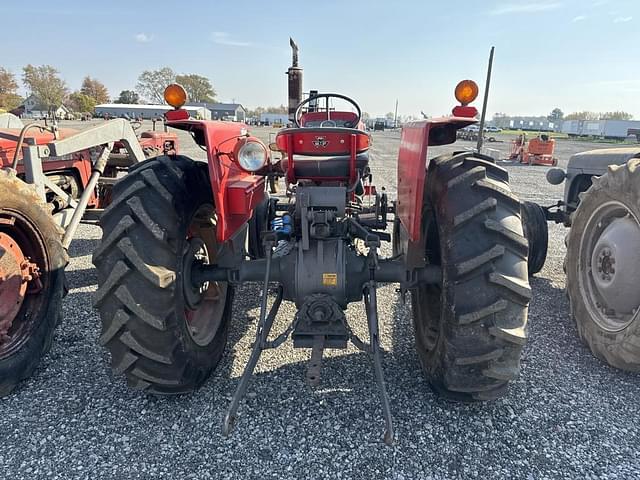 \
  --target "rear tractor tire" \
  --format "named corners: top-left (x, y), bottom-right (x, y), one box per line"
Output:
top-left (566, 159), bottom-right (640, 371)
top-left (0, 169), bottom-right (67, 396)
top-left (93, 156), bottom-right (233, 394)
top-left (412, 152), bottom-right (531, 401)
